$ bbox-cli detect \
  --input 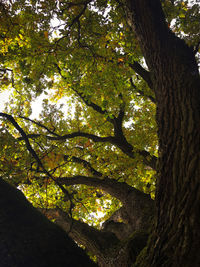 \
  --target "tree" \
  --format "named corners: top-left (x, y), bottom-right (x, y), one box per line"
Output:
top-left (0, 0), bottom-right (199, 266)
top-left (0, 177), bottom-right (96, 267)
top-left (124, 1), bottom-right (200, 266)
